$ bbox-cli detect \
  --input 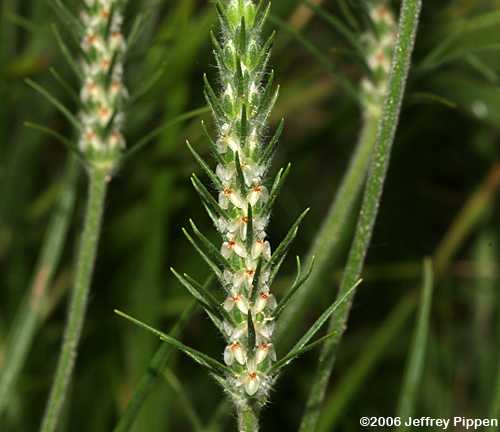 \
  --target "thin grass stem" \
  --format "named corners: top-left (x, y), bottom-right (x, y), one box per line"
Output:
top-left (40, 166), bottom-right (109, 432)
top-left (299, 0), bottom-right (423, 429)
